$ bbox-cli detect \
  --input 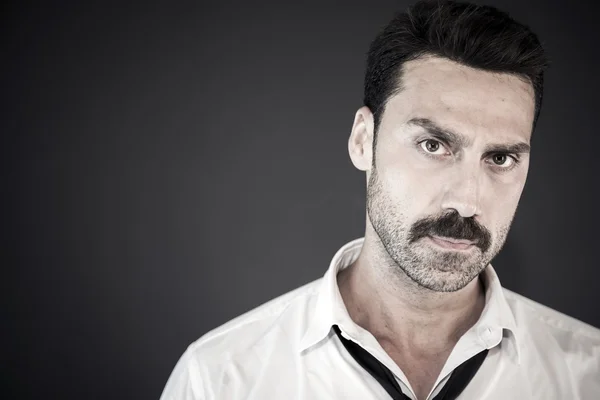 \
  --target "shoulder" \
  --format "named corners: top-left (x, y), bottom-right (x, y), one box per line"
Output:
top-left (502, 287), bottom-right (600, 396)
top-left (189, 277), bottom-right (321, 358)
top-left (503, 288), bottom-right (600, 344)
top-left (160, 278), bottom-right (322, 399)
